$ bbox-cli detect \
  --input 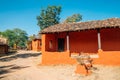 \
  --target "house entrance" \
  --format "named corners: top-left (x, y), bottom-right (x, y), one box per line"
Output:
top-left (58, 38), bottom-right (65, 52)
